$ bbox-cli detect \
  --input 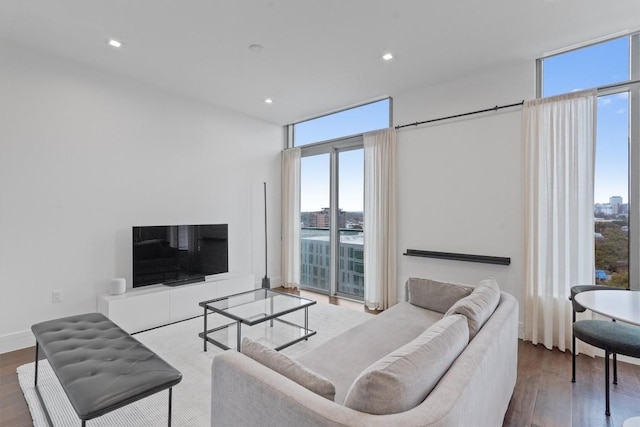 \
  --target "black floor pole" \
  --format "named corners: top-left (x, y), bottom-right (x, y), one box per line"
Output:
top-left (262, 182), bottom-right (270, 289)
